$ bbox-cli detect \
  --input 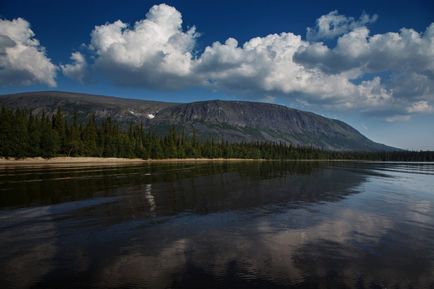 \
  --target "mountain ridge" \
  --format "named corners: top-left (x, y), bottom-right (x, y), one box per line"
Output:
top-left (0, 91), bottom-right (397, 151)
